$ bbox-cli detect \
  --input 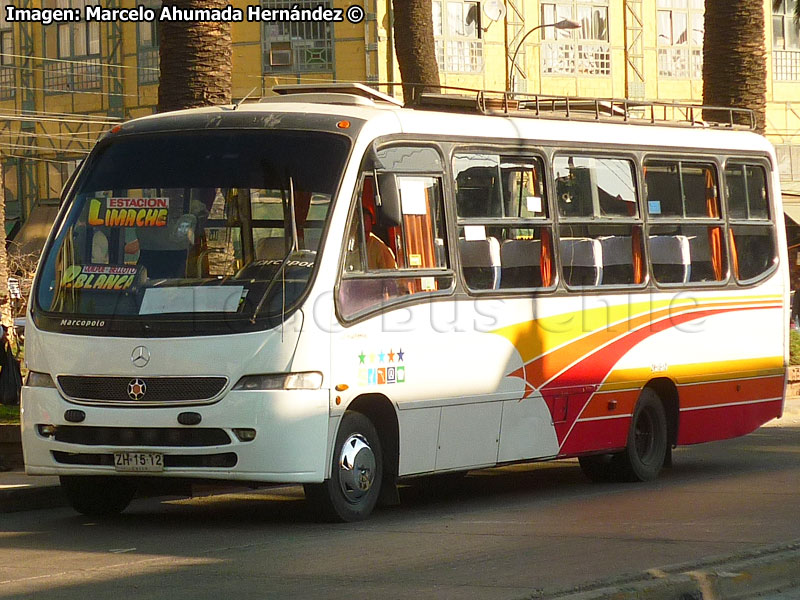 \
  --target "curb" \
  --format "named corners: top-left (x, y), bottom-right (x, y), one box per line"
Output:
top-left (529, 541), bottom-right (800, 600)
